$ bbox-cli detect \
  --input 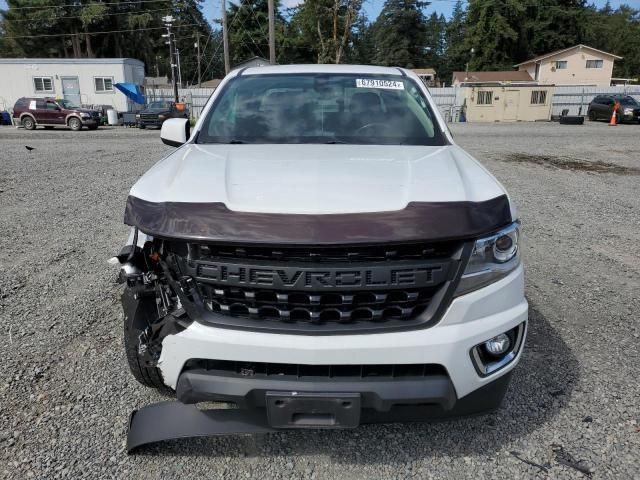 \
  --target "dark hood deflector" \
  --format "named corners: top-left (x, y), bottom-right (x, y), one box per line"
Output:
top-left (124, 195), bottom-right (512, 244)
